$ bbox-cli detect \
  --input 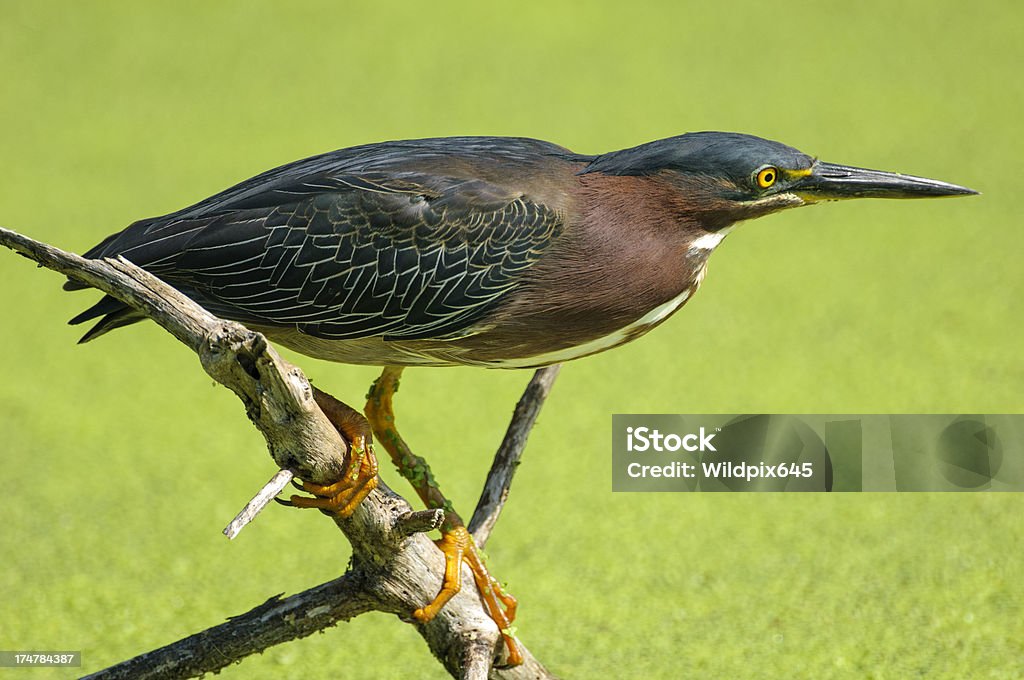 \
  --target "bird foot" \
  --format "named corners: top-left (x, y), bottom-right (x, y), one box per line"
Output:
top-left (282, 434), bottom-right (379, 517)
top-left (415, 525), bottom-right (523, 667)
top-left (365, 367), bottom-right (522, 665)
top-left (279, 388), bottom-right (380, 518)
